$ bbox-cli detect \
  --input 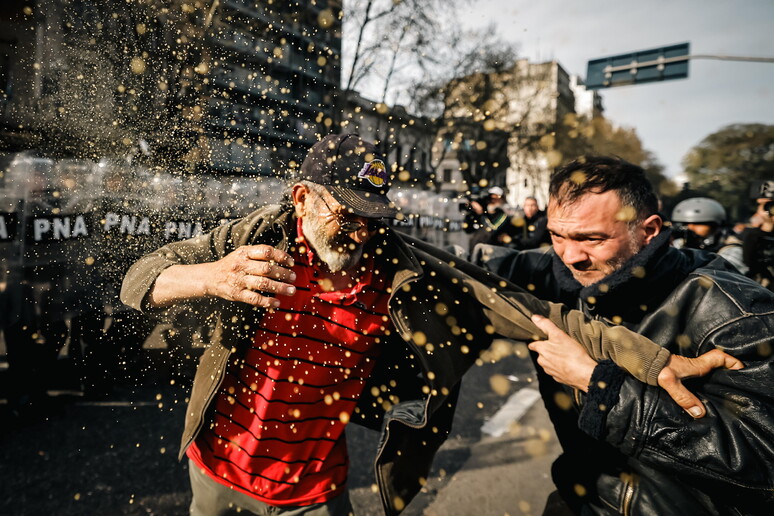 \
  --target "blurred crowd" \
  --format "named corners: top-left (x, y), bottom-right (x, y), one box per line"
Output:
top-left (460, 181), bottom-right (774, 292)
